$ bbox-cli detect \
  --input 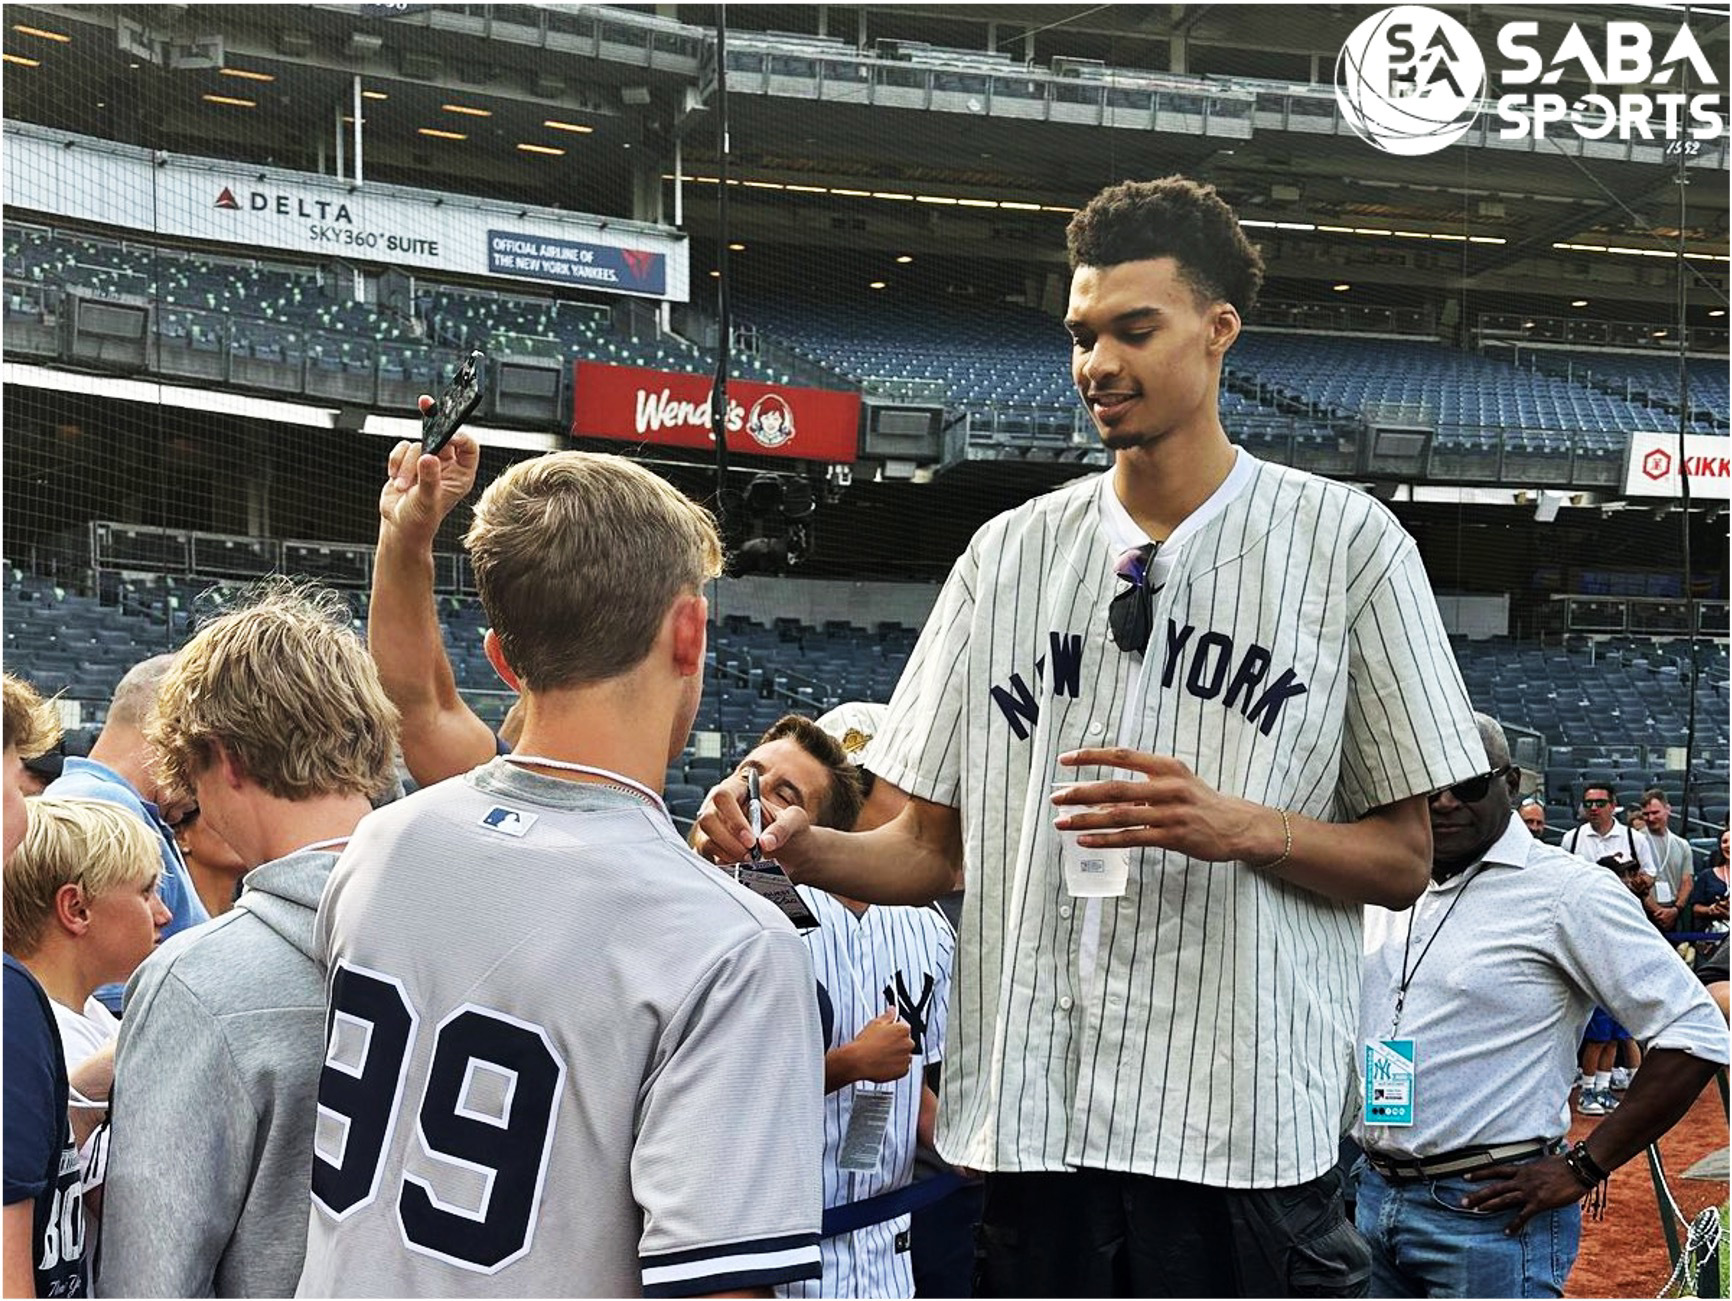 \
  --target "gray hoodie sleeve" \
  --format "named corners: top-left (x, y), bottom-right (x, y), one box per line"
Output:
top-left (100, 961), bottom-right (258, 1298)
